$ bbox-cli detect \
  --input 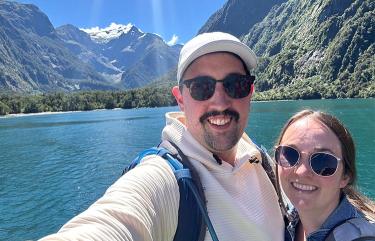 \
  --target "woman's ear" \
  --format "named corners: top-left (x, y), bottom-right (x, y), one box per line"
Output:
top-left (172, 86), bottom-right (185, 111)
top-left (339, 173), bottom-right (351, 189)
